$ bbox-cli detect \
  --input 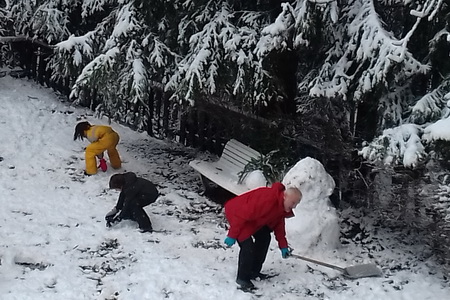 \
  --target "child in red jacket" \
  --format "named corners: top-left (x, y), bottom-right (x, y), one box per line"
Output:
top-left (223, 182), bottom-right (302, 291)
